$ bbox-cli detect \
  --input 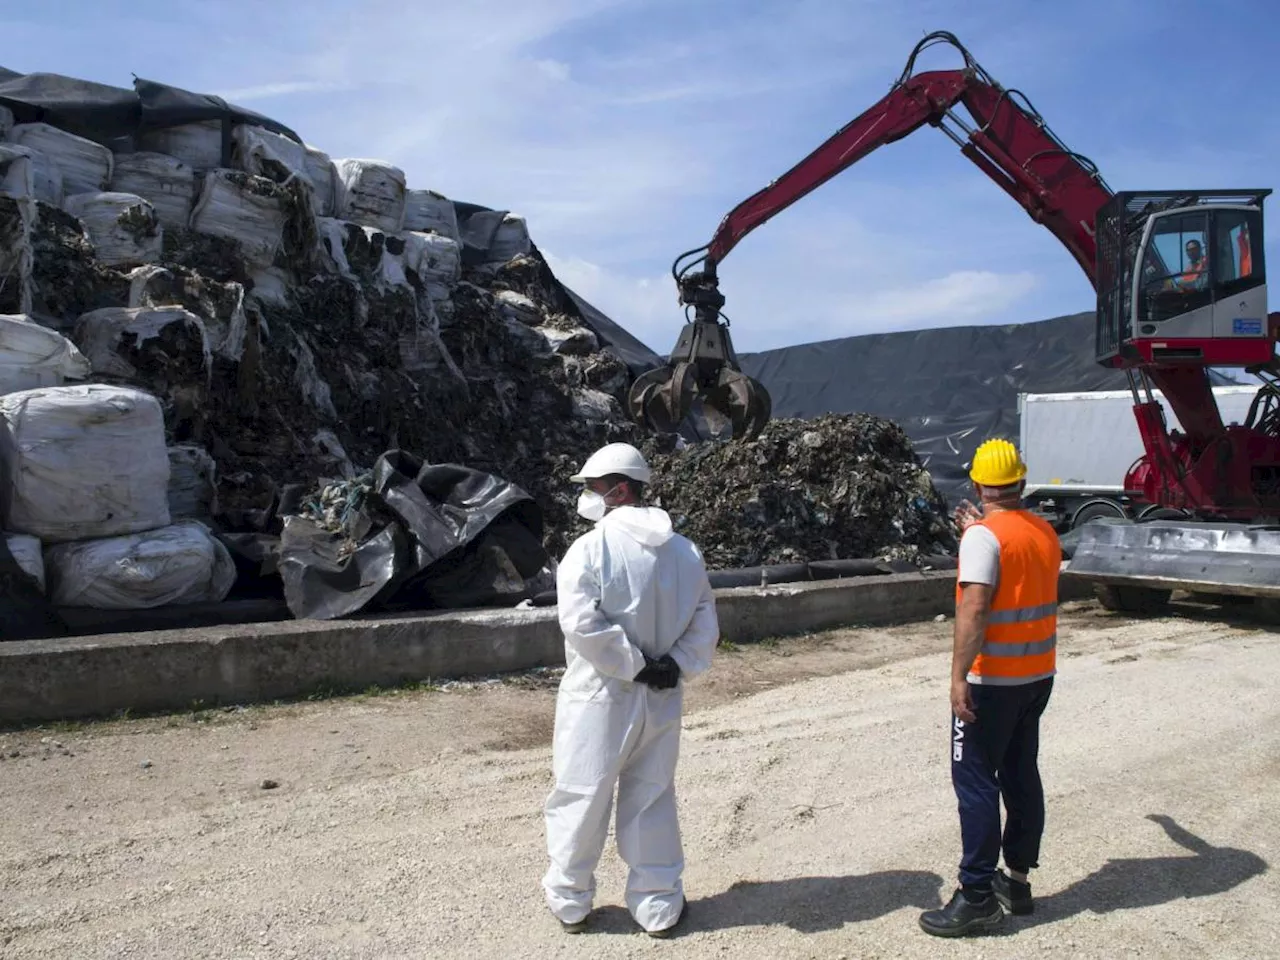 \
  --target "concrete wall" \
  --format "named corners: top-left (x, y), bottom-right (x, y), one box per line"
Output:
top-left (1, 572), bottom-right (960, 724)
top-left (1, 568), bottom-right (1096, 725)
